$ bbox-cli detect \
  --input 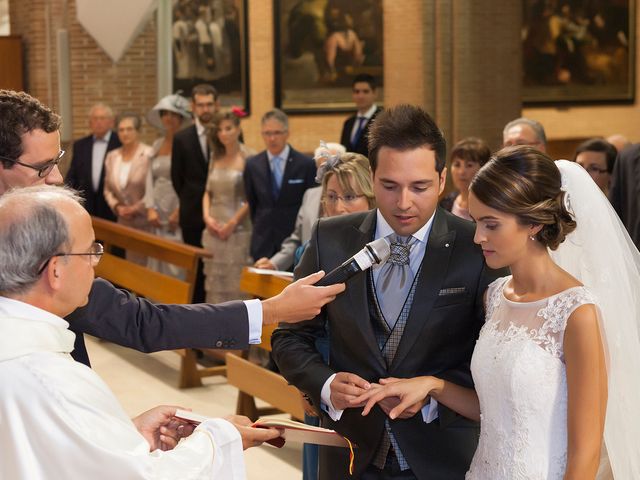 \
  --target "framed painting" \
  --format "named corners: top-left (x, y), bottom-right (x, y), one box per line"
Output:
top-left (171, 0), bottom-right (249, 111)
top-left (523, 0), bottom-right (635, 104)
top-left (274, 0), bottom-right (383, 113)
